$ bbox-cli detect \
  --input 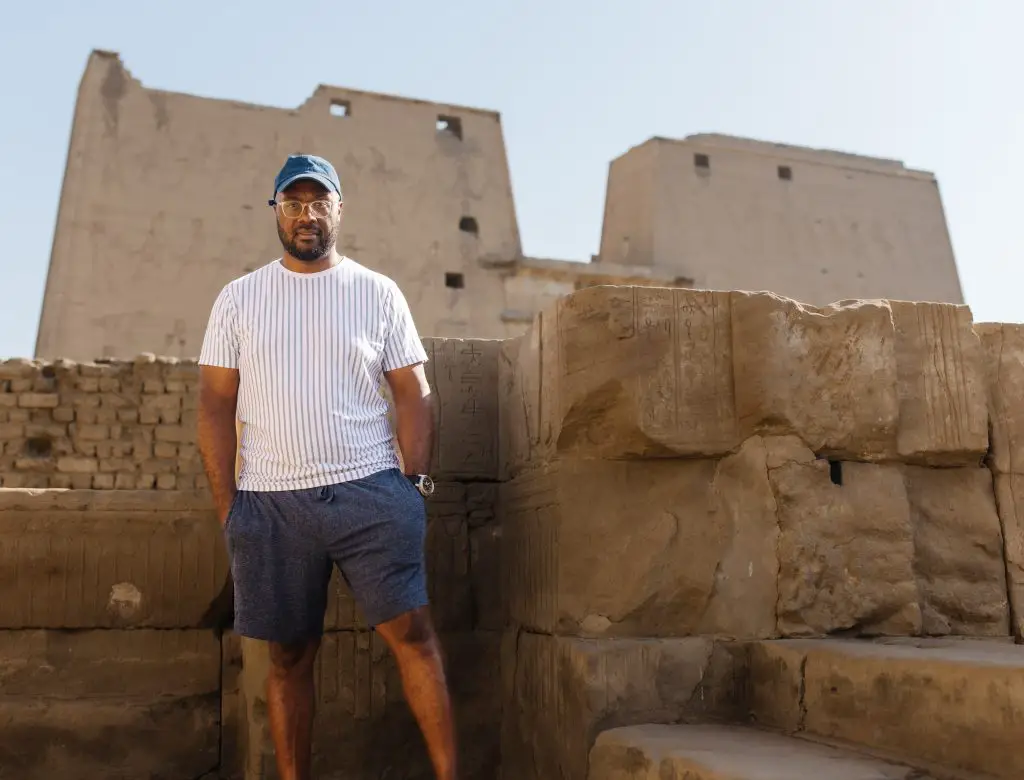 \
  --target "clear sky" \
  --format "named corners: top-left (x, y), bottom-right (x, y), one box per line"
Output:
top-left (0, 0), bottom-right (1019, 359)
